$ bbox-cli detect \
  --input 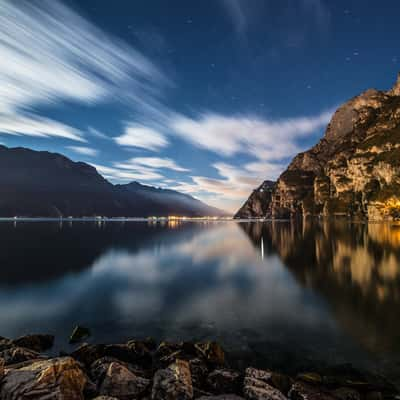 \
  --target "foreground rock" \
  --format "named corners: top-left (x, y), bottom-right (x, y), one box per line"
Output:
top-left (0, 335), bottom-right (398, 399)
top-left (1, 357), bottom-right (86, 399)
top-left (152, 359), bottom-right (194, 399)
